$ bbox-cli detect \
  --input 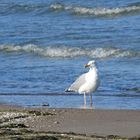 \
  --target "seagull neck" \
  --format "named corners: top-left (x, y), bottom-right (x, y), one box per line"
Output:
top-left (89, 66), bottom-right (97, 72)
